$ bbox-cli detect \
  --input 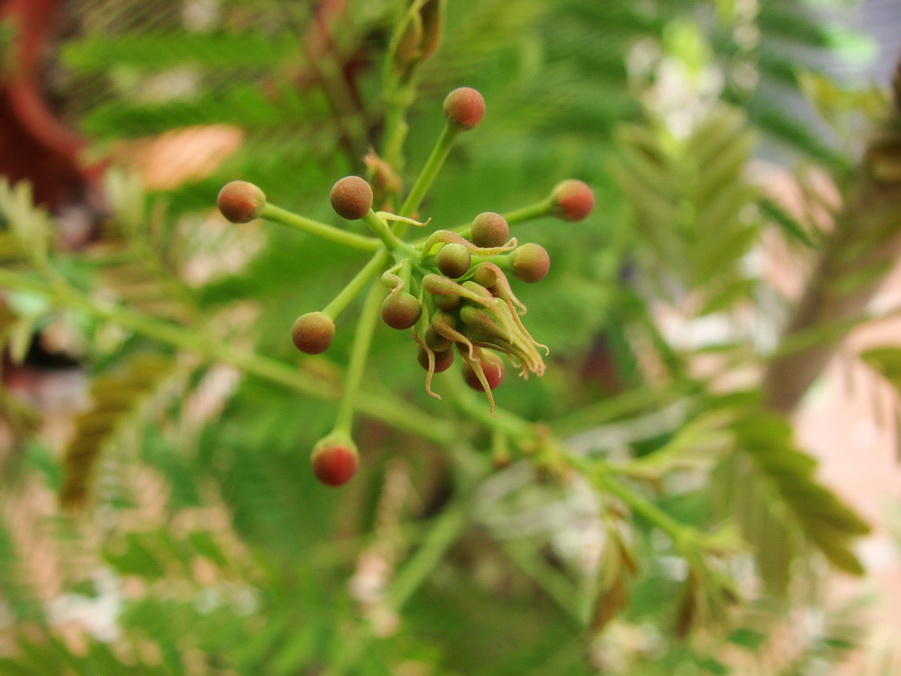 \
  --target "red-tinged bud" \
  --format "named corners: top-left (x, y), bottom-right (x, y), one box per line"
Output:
top-left (470, 212), bottom-right (509, 248)
top-left (291, 312), bottom-right (335, 354)
top-left (381, 292), bottom-right (423, 330)
top-left (511, 243), bottom-right (550, 283)
top-left (462, 350), bottom-right (505, 391)
top-left (444, 87), bottom-right (485, 131)
top-left (425, 326), bottom-right (452, 352)
top-left (550, 179), bottom-right (594, 221)
top-left (330, 176), bottom-right (374, 220)
top-left (217, 181), bottom-right (266, 223)
top-left (436, 242), bottom-right (471, 279)
top-left (417, 344), bottom-right (455, 372)
top-left (311, 433), bottom-right (359, 486)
